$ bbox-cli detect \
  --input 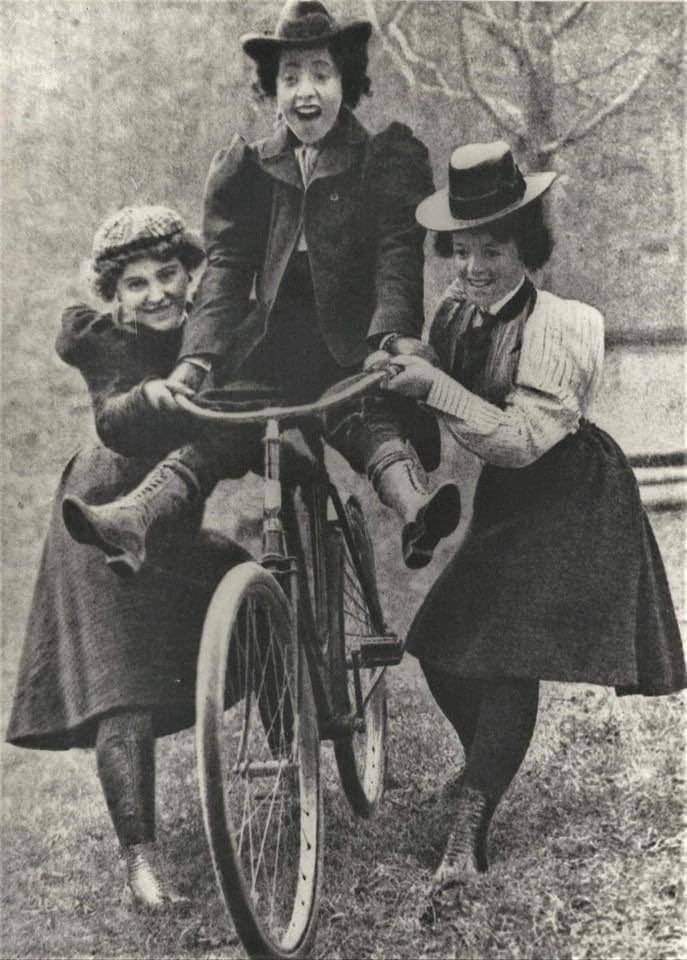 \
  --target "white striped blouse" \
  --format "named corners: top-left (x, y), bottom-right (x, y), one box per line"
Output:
top-left (423, 287), bottom-right (605, 468)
